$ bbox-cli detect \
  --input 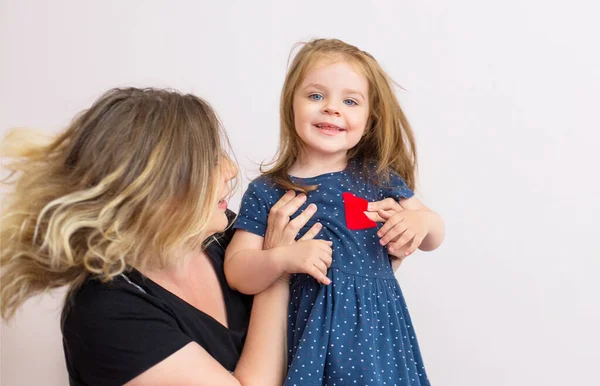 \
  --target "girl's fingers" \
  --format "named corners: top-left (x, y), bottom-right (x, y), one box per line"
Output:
top-left (363, 211), bottom-right (383, 223)
top-left (377, 214), bottom-right (404, 238)
top-left (404, 235), bottom-right (424, 256)
top-left (314, 260), bottom-right (329, 276)
top-left (367, 198), bottom-right (403, 212)
top-left (364, 209), bottom-right (395, 223)
top-left (320, 251), bottom-right (333, 267)
top-left (317, 240), bottom-right (333, 254)
top-left (377, 209), bottom-right (394, 221)
top-left (380, 222), bottom-right (408, 246)
top-left (388, 232), bottom-right (415, 254)
top-left (310, 265), bottom-right (331, 285)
